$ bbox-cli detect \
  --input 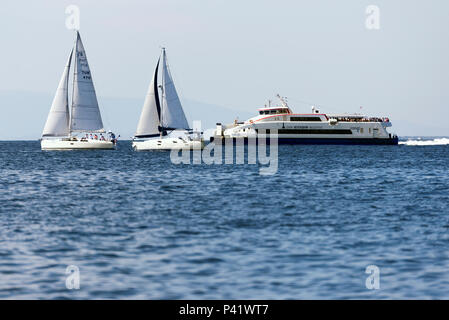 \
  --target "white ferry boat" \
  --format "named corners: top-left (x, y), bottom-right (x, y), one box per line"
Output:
top-left (213, 95), bottom-right (398, 145)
